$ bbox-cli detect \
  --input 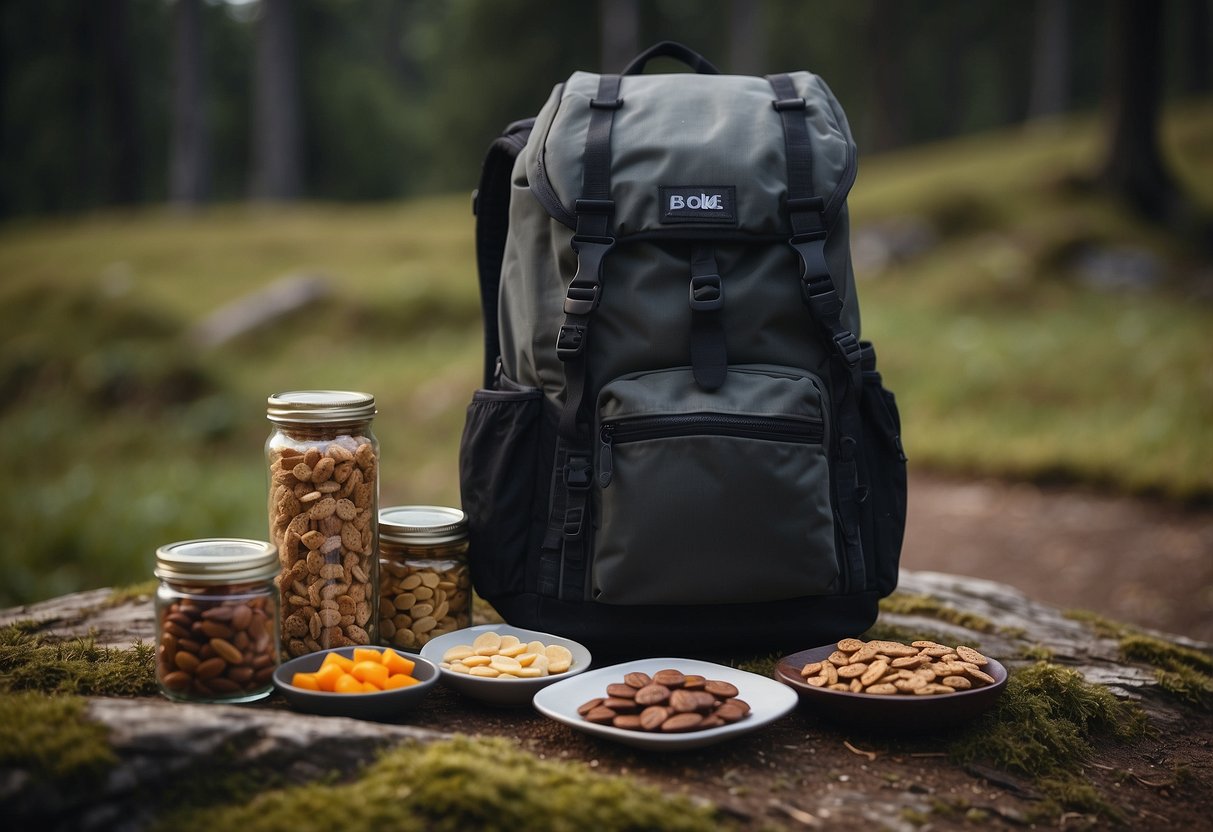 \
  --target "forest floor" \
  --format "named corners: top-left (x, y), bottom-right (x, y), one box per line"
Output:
top-left (900, 471), bottom-right (1213, 644)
